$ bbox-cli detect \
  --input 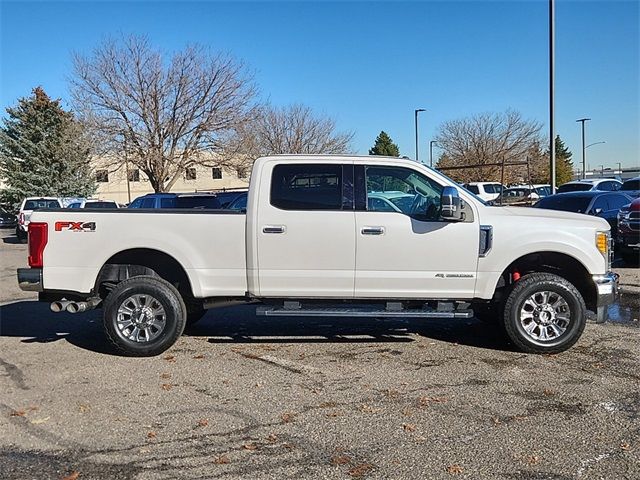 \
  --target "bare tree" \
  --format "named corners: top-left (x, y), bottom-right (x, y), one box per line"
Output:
top-left (70, 35), bottom-right (256, 192)
top-left (218, 104), bottom-right (354, 177)
top-left (435, 110), bottom-right (543, 184)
